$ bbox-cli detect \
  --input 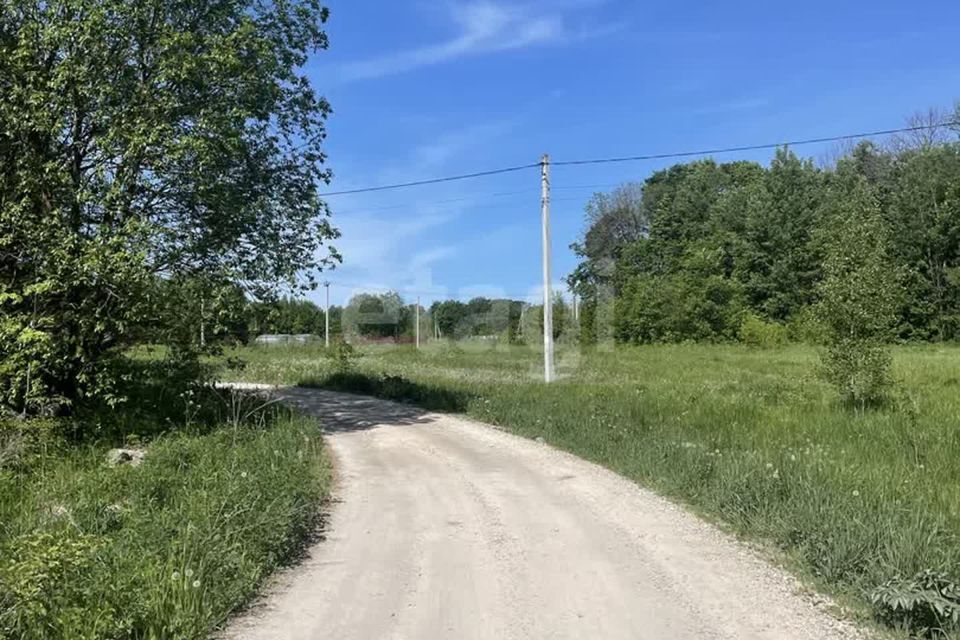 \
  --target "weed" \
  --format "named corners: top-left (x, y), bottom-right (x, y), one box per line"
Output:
top-left (872, 570), bottom-right (960, 637)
